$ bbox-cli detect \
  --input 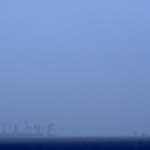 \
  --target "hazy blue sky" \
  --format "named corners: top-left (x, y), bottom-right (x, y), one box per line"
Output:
top-left (0, 0), bottom-right (150, 136)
